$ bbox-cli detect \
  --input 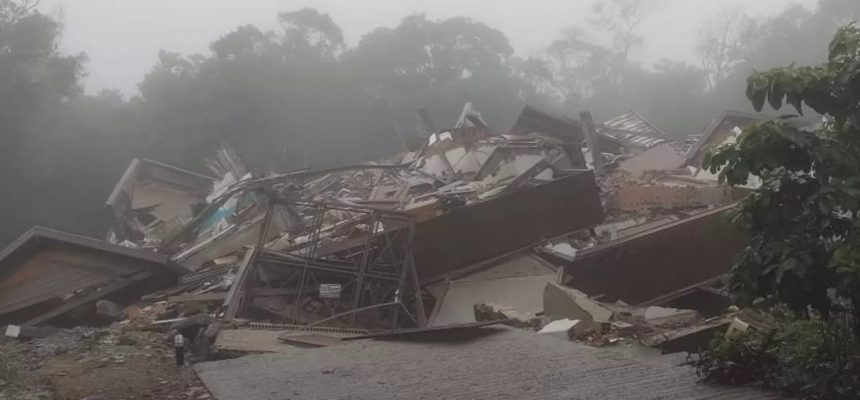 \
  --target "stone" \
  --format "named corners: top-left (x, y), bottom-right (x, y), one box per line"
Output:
top-left (611, 321), bottom-right (635, 333)
top-left (643, 318), bottom-right (732, 353)
top-left (117, 335), bottom-right (137, 346)
top-left (643, 306), bottom-right (698, 327)
top-left (96, 300), bottom-right (126, 321)
top-left (543, 282), bottom-right (612, 328)
top-left (473, 304), bottom-right (543, 329)
top-left (537, 319), bottom-right (585, 340)
top-left (4, 325), bottom-right (21, 338)
top-left (725, 318), bottom-right (750, 338)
